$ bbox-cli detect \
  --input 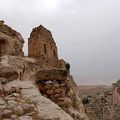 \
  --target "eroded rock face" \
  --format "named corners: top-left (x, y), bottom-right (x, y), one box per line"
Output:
top-left (35, 69), bottom-right (68, 81)
top-left (36, 72), bottom-right (88, 120)
top-left (0, 22), bottom-right (89, 120)
top-left (28, 25), bottom-right (58, 60)
top-left (0, 21), bottom-right (24, 57)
